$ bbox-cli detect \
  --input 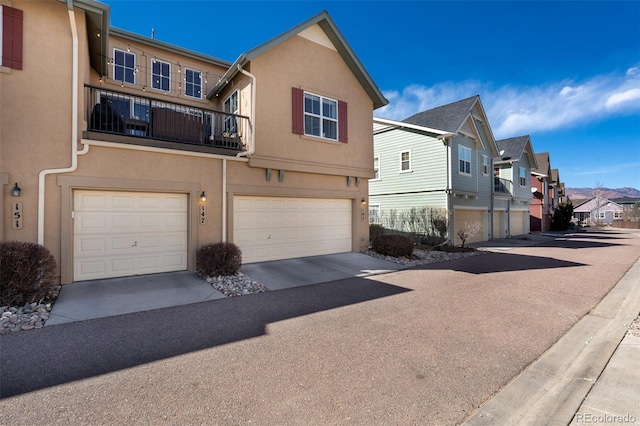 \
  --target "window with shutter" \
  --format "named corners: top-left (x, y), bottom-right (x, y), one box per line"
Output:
top-left (292, 87), bottom-right (347, 142)
top-left (1, 5), bottom-right (23, 70)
